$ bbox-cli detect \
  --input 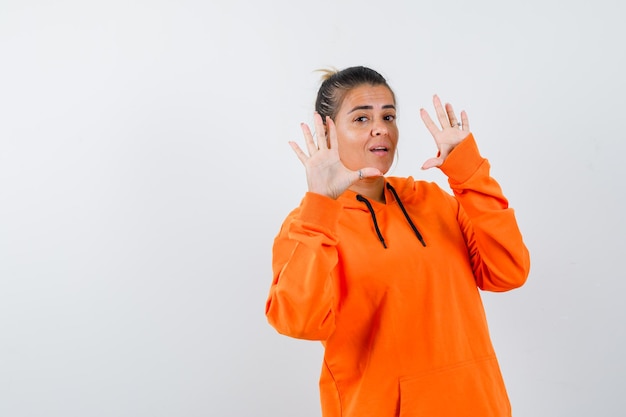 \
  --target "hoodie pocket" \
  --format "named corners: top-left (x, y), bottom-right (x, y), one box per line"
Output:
top-left (398, 356), bottom-right (511, 417)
